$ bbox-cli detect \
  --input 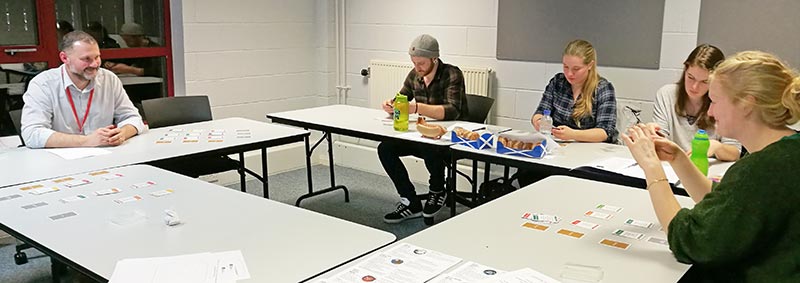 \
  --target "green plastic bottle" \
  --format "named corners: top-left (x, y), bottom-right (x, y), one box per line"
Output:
top-left (691, 129), bottom-right (710, 176)
top-left (393, 93), bottom-right (409, 132)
